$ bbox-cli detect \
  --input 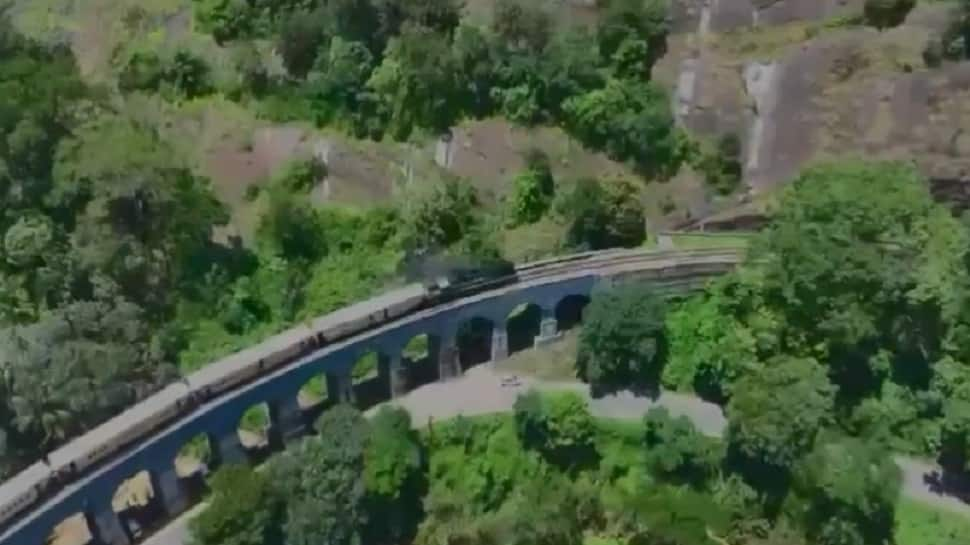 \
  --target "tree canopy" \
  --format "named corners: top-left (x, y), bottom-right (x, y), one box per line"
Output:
top-left (577, 282), bottom-right (667, 393)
